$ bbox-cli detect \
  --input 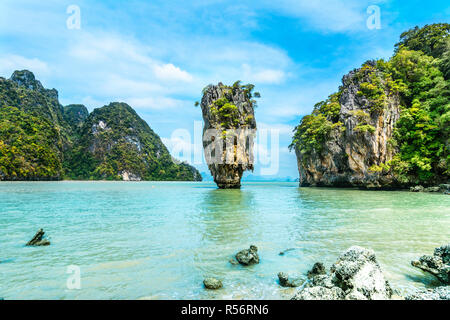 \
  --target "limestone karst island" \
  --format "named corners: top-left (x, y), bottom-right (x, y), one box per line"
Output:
top-left (199, 82), bottom-right (258, 189)
top-left (0, 0), bottom-right (449, 309)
